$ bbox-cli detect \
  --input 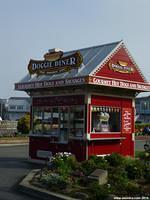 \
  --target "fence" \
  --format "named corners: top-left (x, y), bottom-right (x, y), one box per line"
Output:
top-left (0, 121), bottom-right (17, 136)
